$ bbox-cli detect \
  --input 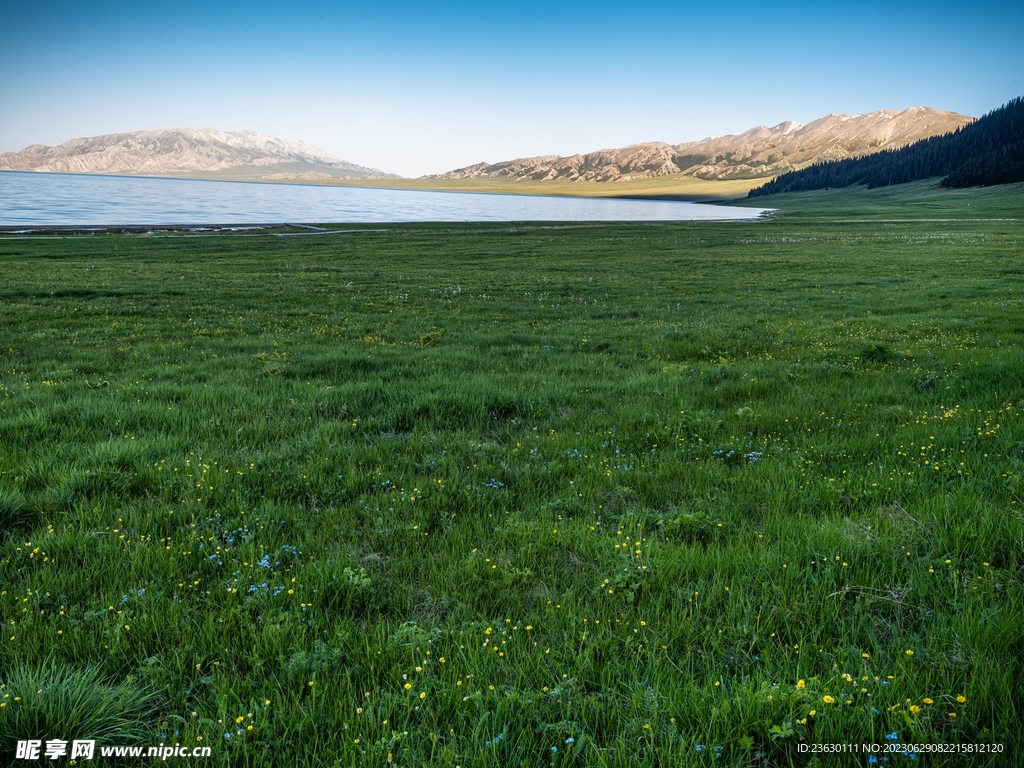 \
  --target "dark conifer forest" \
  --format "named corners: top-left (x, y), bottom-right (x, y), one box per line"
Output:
top-left (748, 97), bottom-right (1024, 197)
